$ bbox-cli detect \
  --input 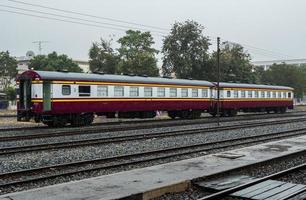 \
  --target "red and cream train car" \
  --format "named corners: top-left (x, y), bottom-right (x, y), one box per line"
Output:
top-left (214, 82), bottom-right (294, 117)
top-left (17, 70), bottom-right (214, 126)
top-left (17, 70), bottom-right (294, 127)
